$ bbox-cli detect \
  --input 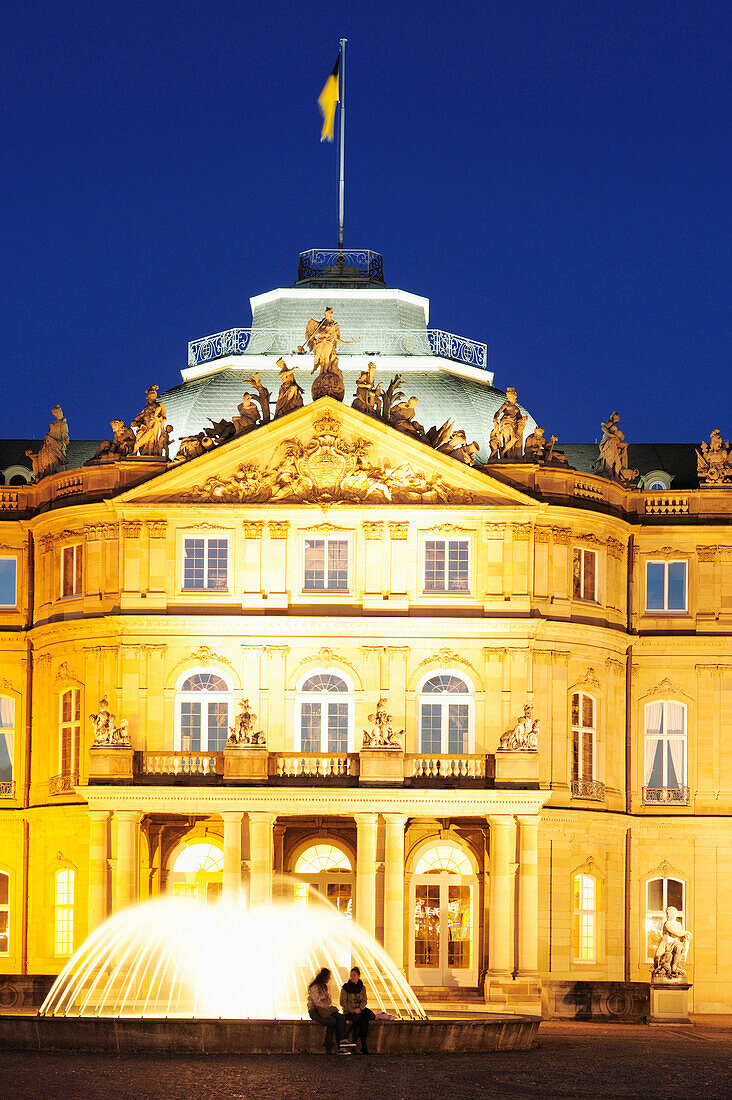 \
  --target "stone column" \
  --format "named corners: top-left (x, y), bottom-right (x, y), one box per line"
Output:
top-left (221, 811), bottom-right (244, 897)
top-left (516, 814), bottom-right (539, 975)
top-left (248, 812), bottom-right (275, 906)
top-left (487, 814), bottom-right (514, 975)
top-left (355, 813), bottom-right (378, 937)
top-left (383, 814), bottom-right (407, 968)
top-left (114, 810), bottom-right (142, 912)
top-left (88, 810), bottom-right (111, 933)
